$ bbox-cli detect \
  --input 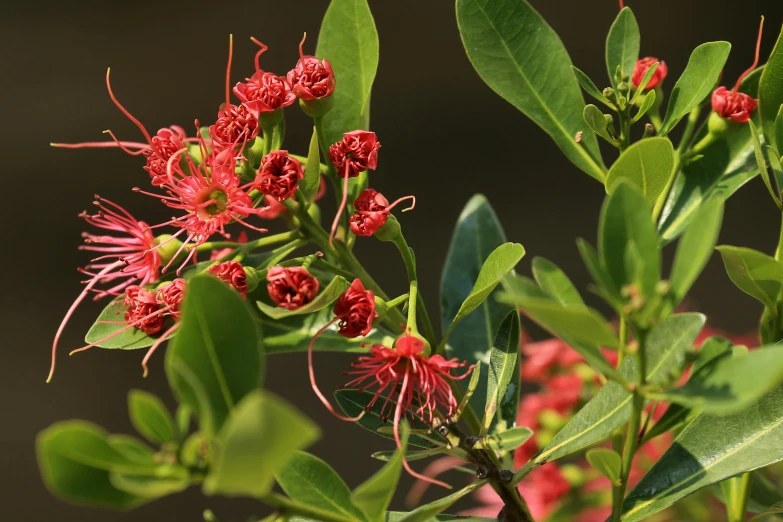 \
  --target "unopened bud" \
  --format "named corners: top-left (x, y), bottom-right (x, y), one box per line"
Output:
top-left (299, 96), bottom-right (335, 118)
top-left (153, 234), bottom-right (184, 266)
top-left (602, 87), bottom-right (616, 101)
top-left (617, 81), bottom-right (630, 96)
top-left (373, 214), bottom-right (402, 242)
top-left (243, 266), bottom-right (261, 292)
top-left (643, 123), bottom-right (656, 138)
